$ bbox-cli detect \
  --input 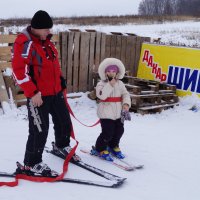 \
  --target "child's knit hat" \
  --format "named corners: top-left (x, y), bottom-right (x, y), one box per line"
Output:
top-left (105, 65), bottom-right (119, 73)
